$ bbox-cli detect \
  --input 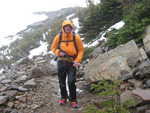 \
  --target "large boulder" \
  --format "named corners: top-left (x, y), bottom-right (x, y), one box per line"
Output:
top-left (85, 40), bottom-right (142, 81)
top-left (31, 63), bottom-right (57, 78)
top-left (143, 26), bottom-right (150, 56)
top-left (89, 46), bottom-right (104, 58)
top-left (139, 48), bottom-right (149, 61)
